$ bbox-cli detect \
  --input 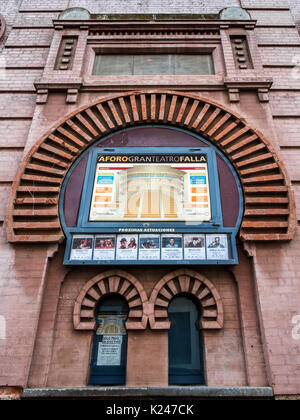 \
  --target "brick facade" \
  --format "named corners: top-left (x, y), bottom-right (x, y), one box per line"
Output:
top-left (0, 0), bottom-right (300, 400)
